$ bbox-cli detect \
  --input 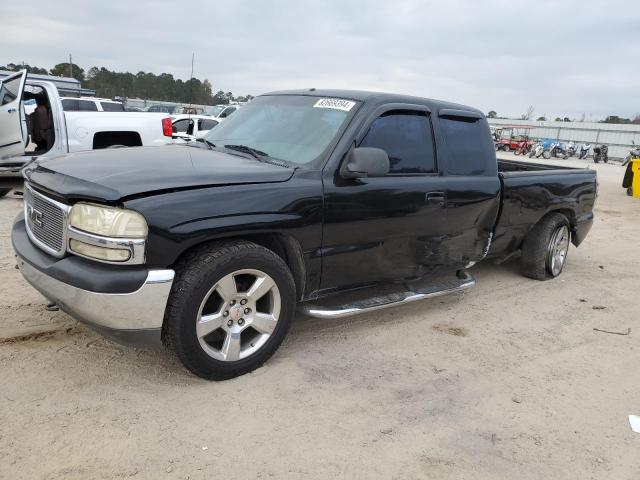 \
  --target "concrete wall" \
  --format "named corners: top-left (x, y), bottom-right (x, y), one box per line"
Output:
top-left (488, 118), bottom-right (640, 159)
